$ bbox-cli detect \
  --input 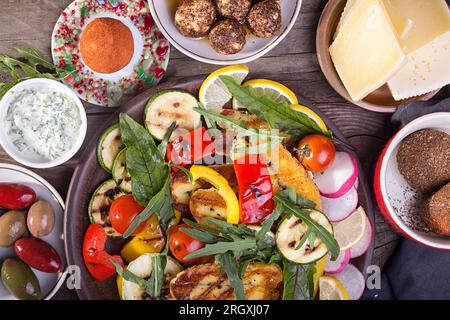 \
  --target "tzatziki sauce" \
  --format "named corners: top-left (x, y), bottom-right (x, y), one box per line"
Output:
top-left (5, 87), bottom-right (82, 160)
